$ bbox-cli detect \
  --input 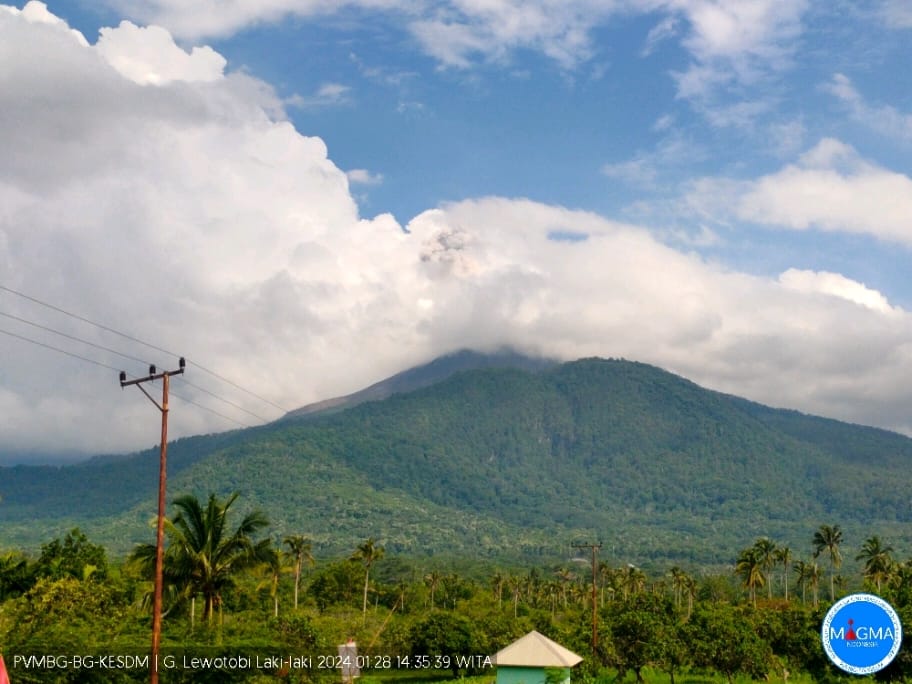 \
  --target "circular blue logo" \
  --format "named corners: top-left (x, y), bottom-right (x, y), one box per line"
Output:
top-left (822, 593), bottom-right (902, 675)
